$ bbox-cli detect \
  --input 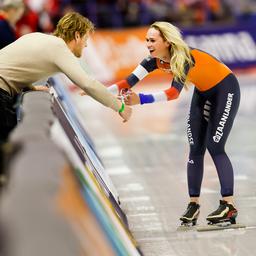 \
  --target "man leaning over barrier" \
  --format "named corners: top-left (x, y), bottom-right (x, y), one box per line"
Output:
top-left (0, 11), bottom-right (132, 144)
